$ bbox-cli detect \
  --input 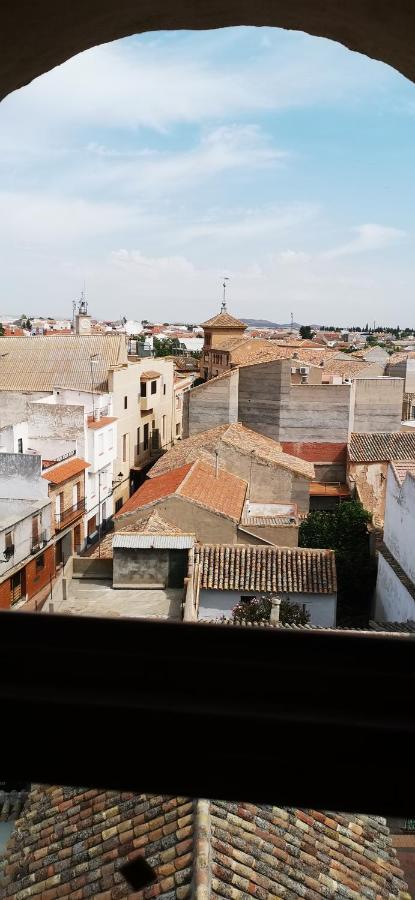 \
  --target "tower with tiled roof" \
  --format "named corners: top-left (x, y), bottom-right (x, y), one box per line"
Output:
top-left (200, 299), bottom-right (247, 380)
